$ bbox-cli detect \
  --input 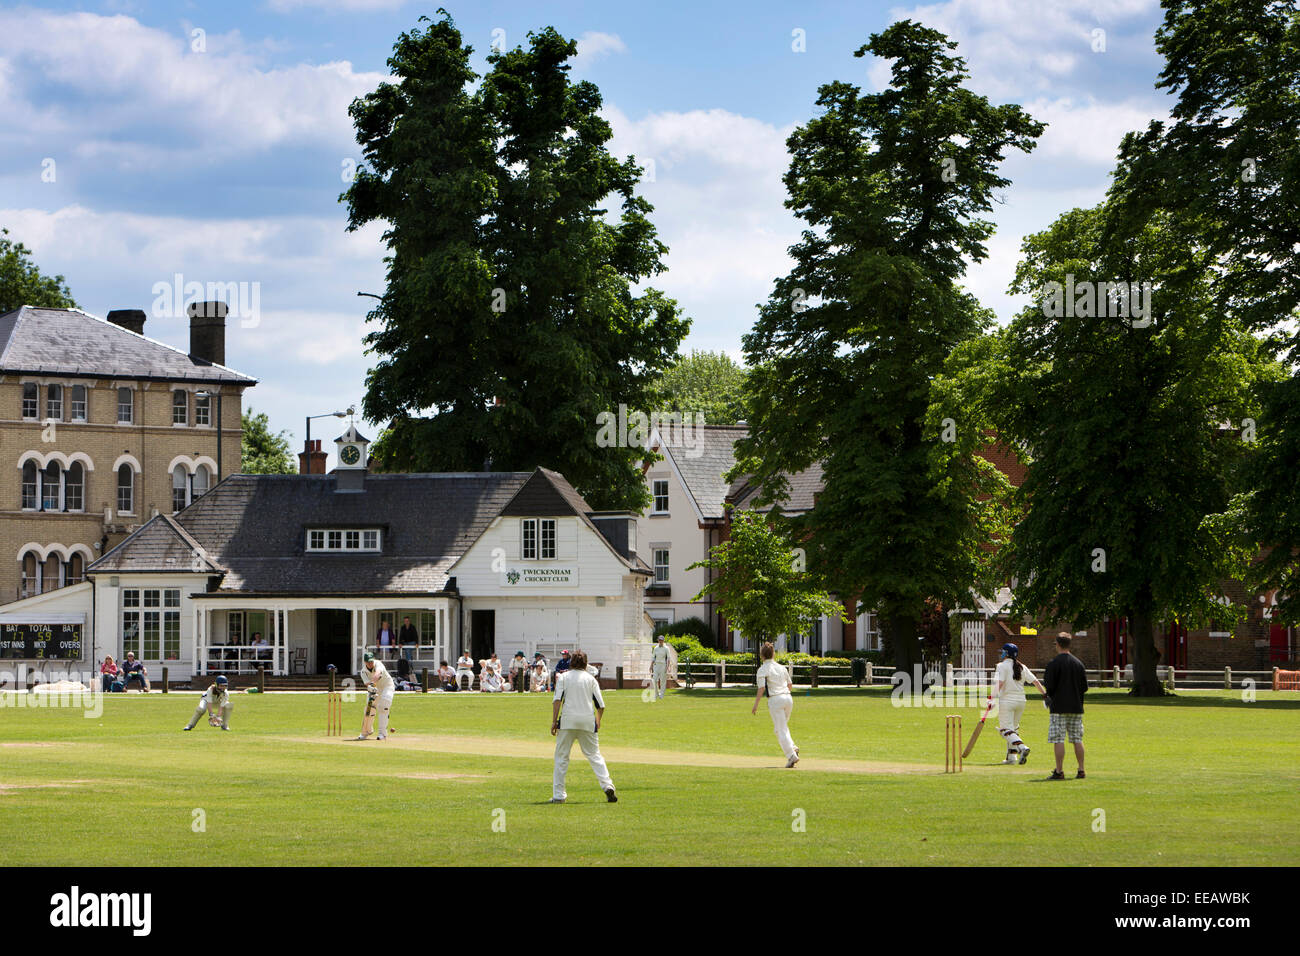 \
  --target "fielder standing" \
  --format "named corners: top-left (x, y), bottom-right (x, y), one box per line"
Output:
top-left (550, 651), bottom-right (617, 804)
top-left (357, 651), bottom-right (395, 741)
top-left (183, 675), bottom-right (232, 731)
top-left (992, 642), bottom-right (1046, 764)
top-left (752, 642), bottom-right (799, 767)
top-left (650, 635), bottom-right (671, 700)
